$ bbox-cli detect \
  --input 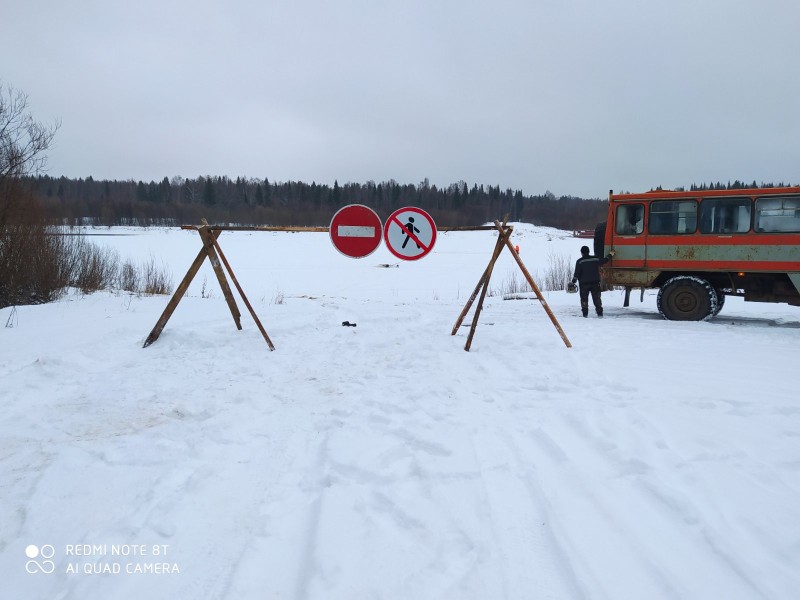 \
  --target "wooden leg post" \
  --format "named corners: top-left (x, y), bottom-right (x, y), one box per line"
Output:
top-left (451, 229), bottom-right (509, 335)
top-left (464, 246), bottom-right (500, 352)
top-left (197, 227), bottom-right (242, 331)
top-left (494, 221), bottom-right (572, 349)
top-left (209, 233), bottom-right (276, 351)
top-left (454, 222), bottom-right (513, 351)
top-left (143, 230), bottom-right (221, 348)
